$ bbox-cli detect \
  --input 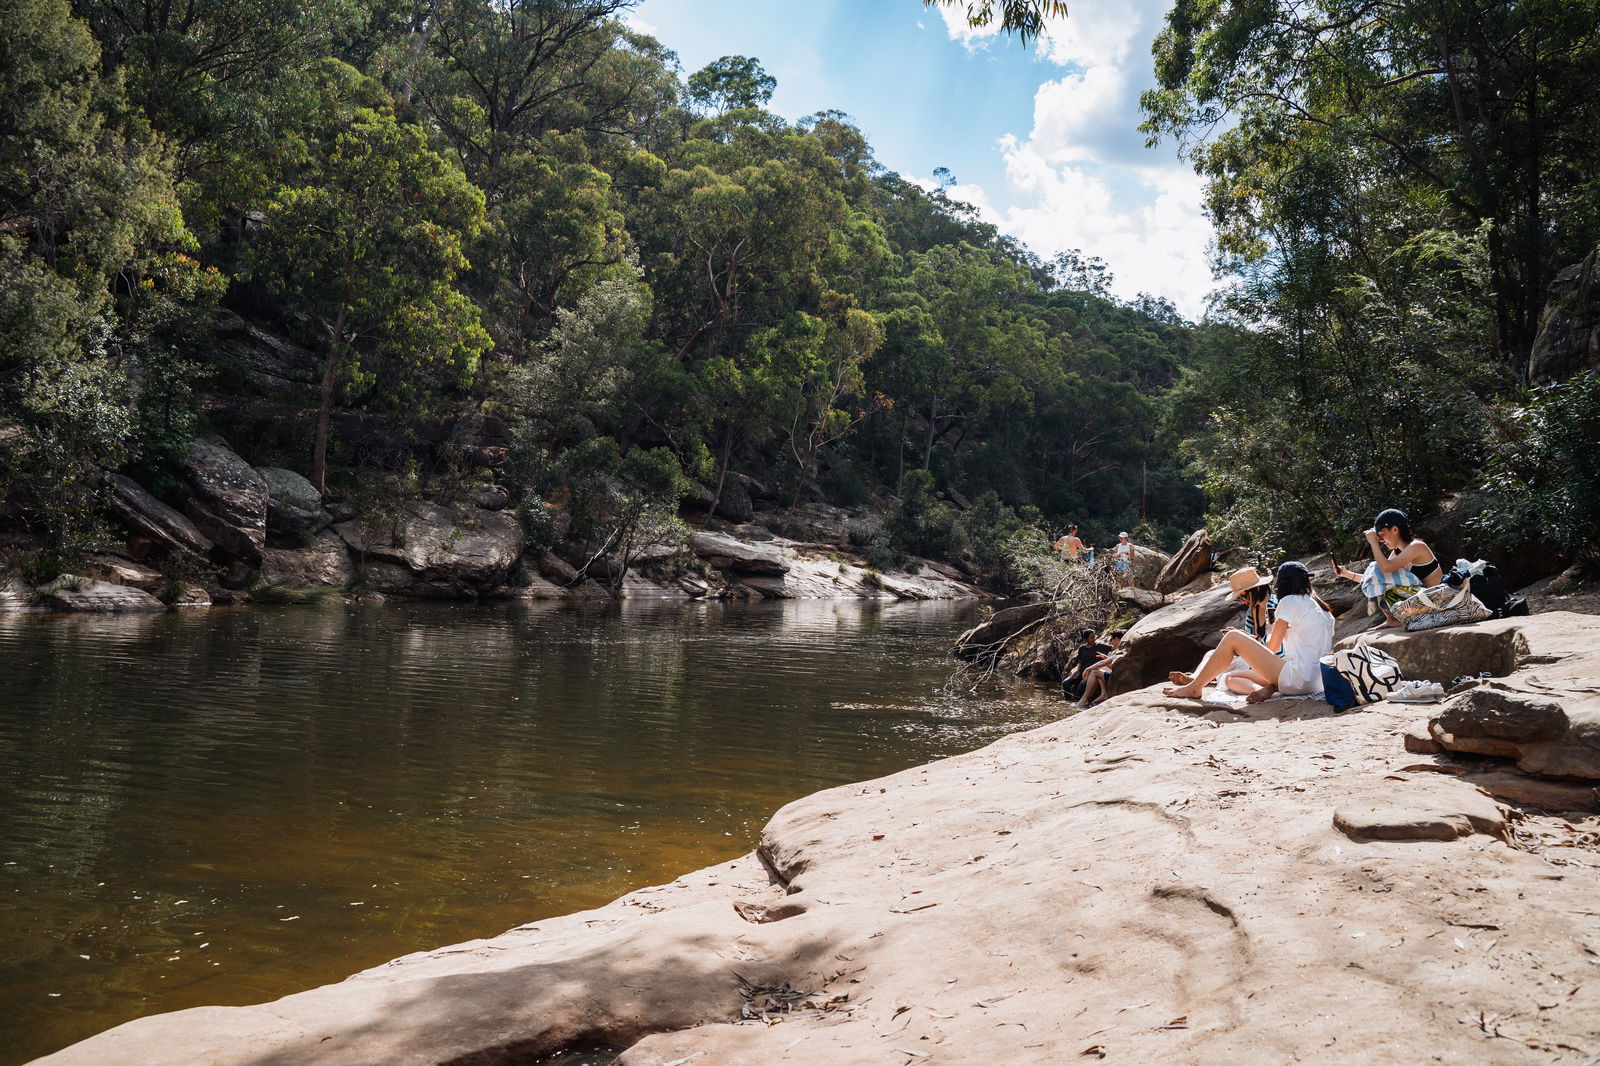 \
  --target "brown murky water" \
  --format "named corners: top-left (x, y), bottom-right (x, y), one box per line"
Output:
top-left (0, 598), bottom-right (1064, 1064)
